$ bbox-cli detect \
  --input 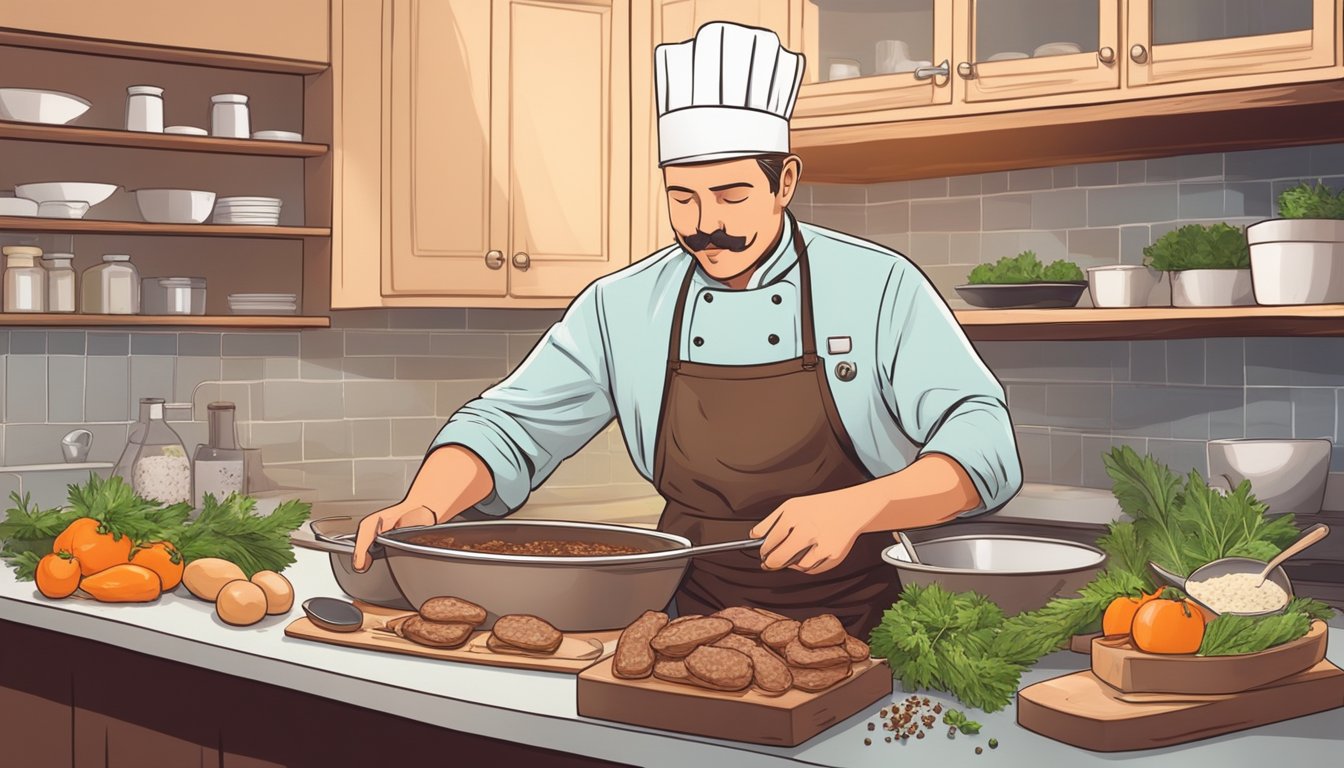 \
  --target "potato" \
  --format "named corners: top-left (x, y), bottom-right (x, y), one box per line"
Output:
top-left (182, 558), bottom-right (246, 601)
top-left (250, 570), bottom-right (294, 615)
top-left (216, 580), bottom-right (267, 627)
